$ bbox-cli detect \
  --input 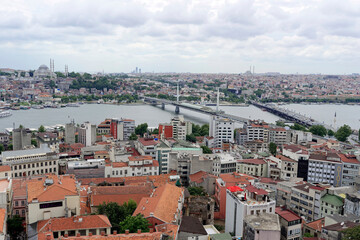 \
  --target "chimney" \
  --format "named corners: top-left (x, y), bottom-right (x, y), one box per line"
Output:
top-left (113, 231), bottom-right (117, 235)
top-left (76, 233), bottom-right (80, 237)
top-left (149, 228), bottom-right (154, 233)
top-left (125, 230), bottom-right (129, 235)
top-left (137, 229), bottom-right (141, 234)
top-left (101, 231), bottom-right (105, 236)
